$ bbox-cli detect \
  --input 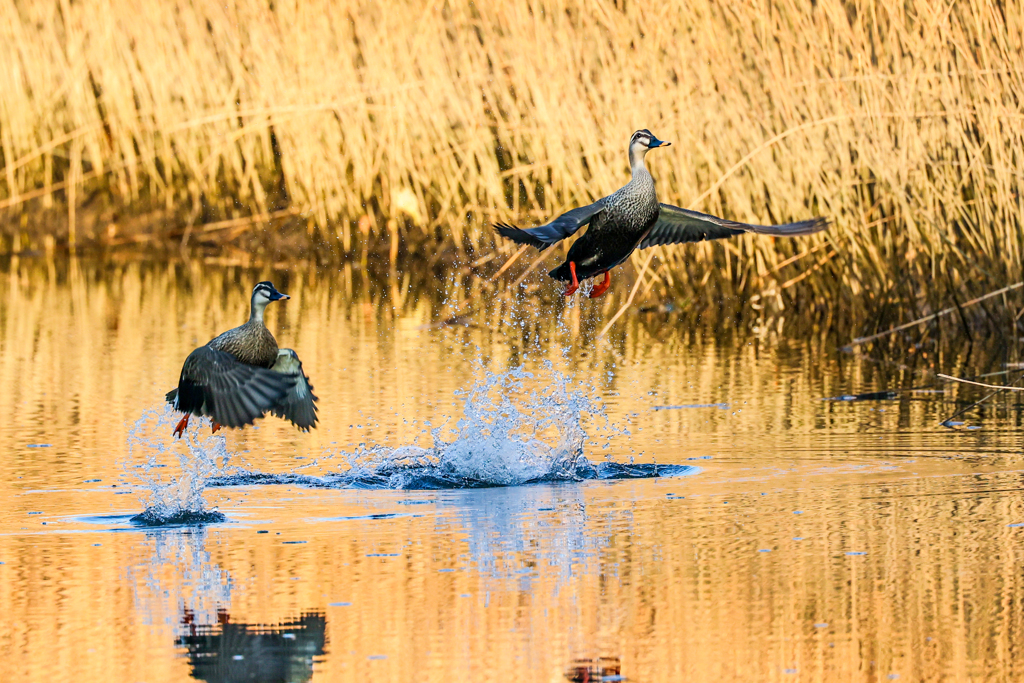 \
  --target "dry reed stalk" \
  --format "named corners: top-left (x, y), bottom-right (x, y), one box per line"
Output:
top-left (936, 374), bottom-right (1024, 392)
top-left (0, 0), bottom-right (1021, 314)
